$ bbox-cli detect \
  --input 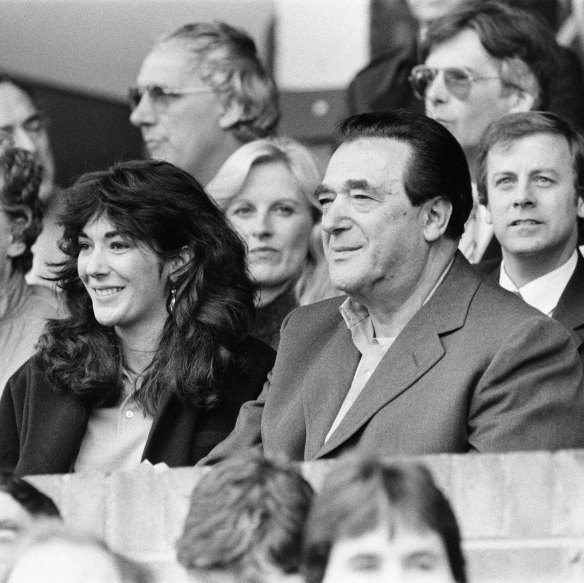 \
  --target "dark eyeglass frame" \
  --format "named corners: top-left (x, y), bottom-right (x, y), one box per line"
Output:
top-left (409, 65), bottom-right (505, 101)
top-left (128, 84), bottom-right (215, 110)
